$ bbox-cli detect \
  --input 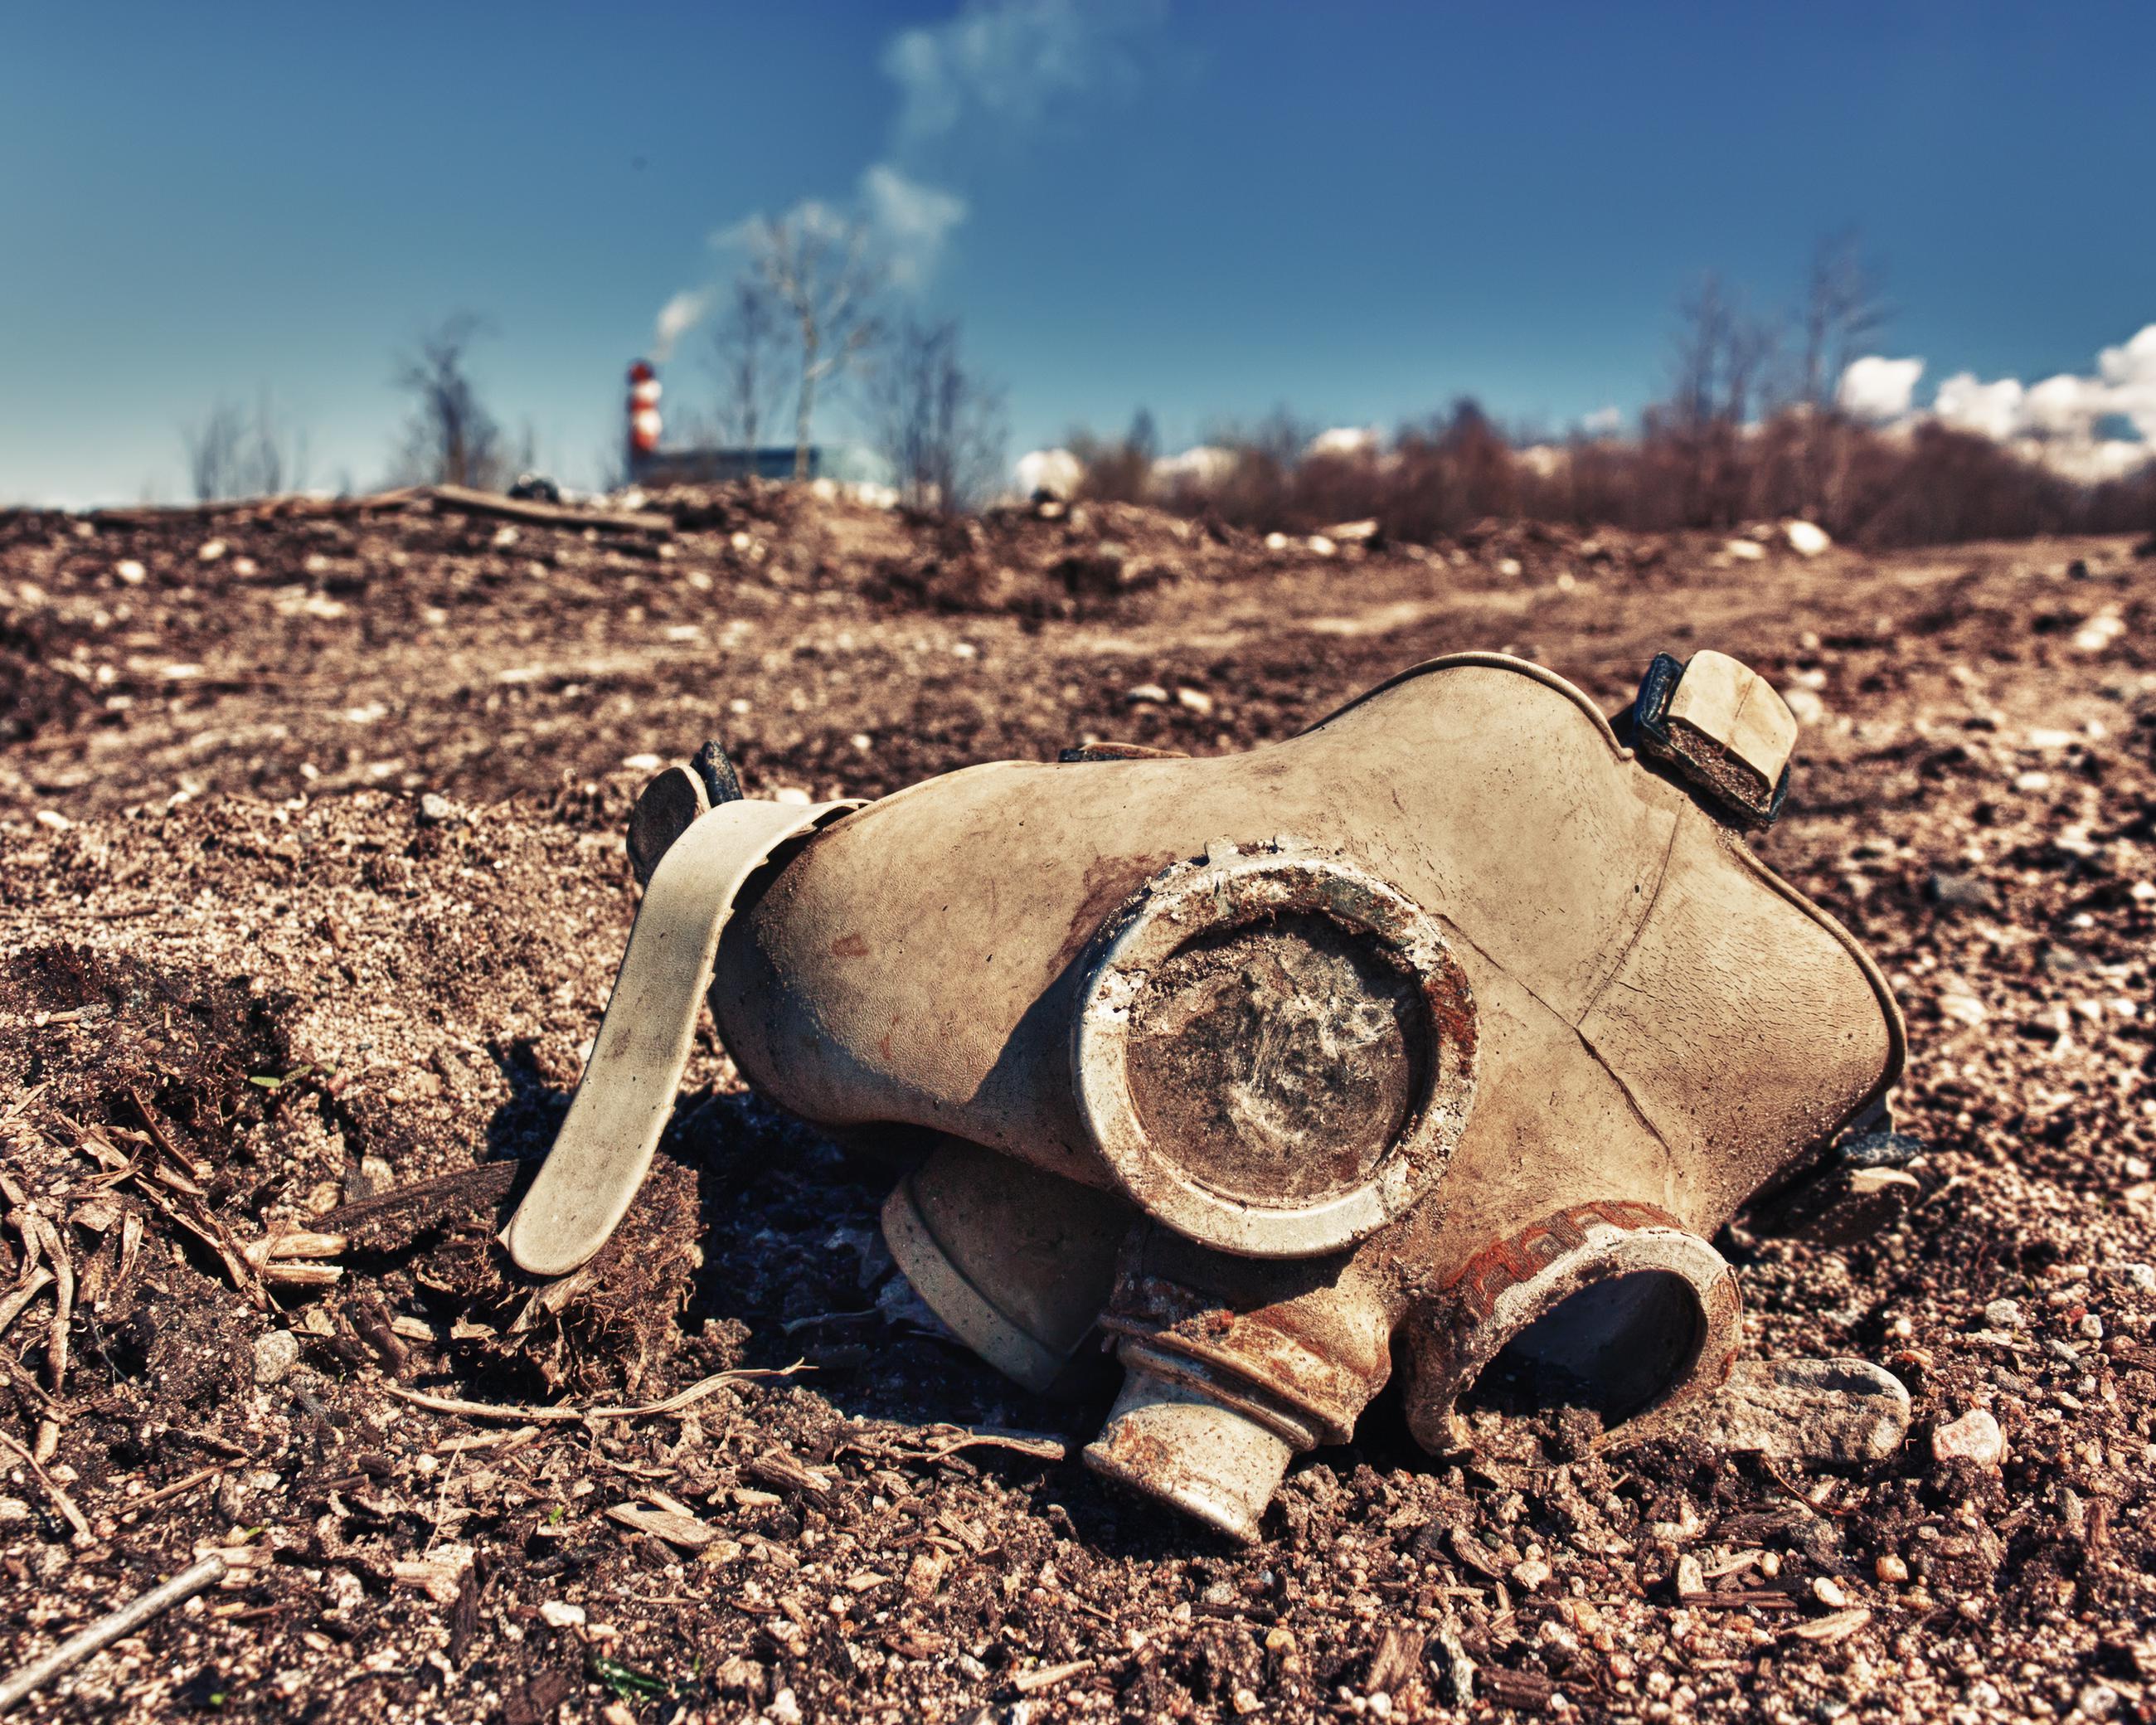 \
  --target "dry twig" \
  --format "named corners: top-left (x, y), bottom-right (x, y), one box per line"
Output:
top-left (0, 1555), bottom-right (226, 1711)
top-left (381, 1360), bottom-right (810, 1425)
top-left (0, 1424), bottom-right (90, 1538)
